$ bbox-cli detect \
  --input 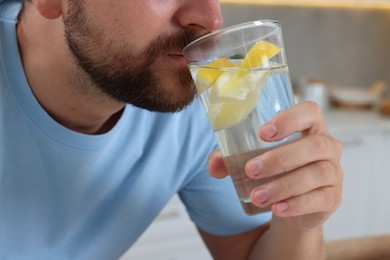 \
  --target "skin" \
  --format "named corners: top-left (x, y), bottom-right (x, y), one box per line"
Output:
top-left (207, 103), bottom-right (343, 259)
top-left (17, 0), bottom-right (343, 259)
